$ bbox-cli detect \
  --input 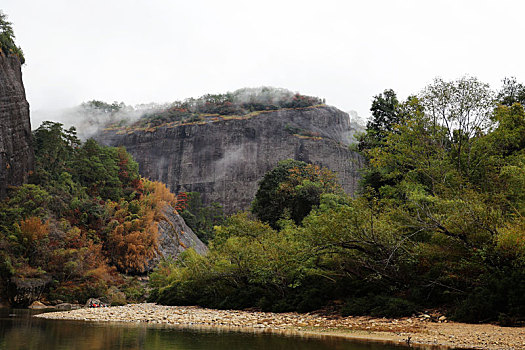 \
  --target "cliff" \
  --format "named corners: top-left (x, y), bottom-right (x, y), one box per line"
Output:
top-left (0, 55), bottom-right (33, 198)
top-left (147, 204), bottom-right (208, 271)
top-left (96, 105), bottom-right (363, 213)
